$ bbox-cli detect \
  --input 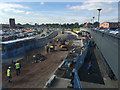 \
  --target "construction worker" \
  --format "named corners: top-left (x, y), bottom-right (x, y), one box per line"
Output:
top-left (14, 61), bottom-right (21, 76)
top-left (87, 61), bottom-right (92, 74)
top-left (56, 39), bottom-right (59, 43)
top-left (50, 45), bottom-right (54, 52)
top-left (45, 45), bottom-right (49, 54)
top-left (45, 45), bottom-right (47, 55)
top-left (46, 45), bottom-right (49, 53)
top-left (7, 66), bottom-right (12, 83)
